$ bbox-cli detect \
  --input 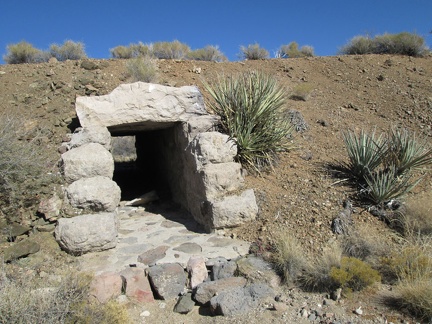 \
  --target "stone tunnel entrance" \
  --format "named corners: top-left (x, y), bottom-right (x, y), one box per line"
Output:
top-left (63, 82), bottom-right (258, 231)
top-left (110, 124), bottom-right (181, 203)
